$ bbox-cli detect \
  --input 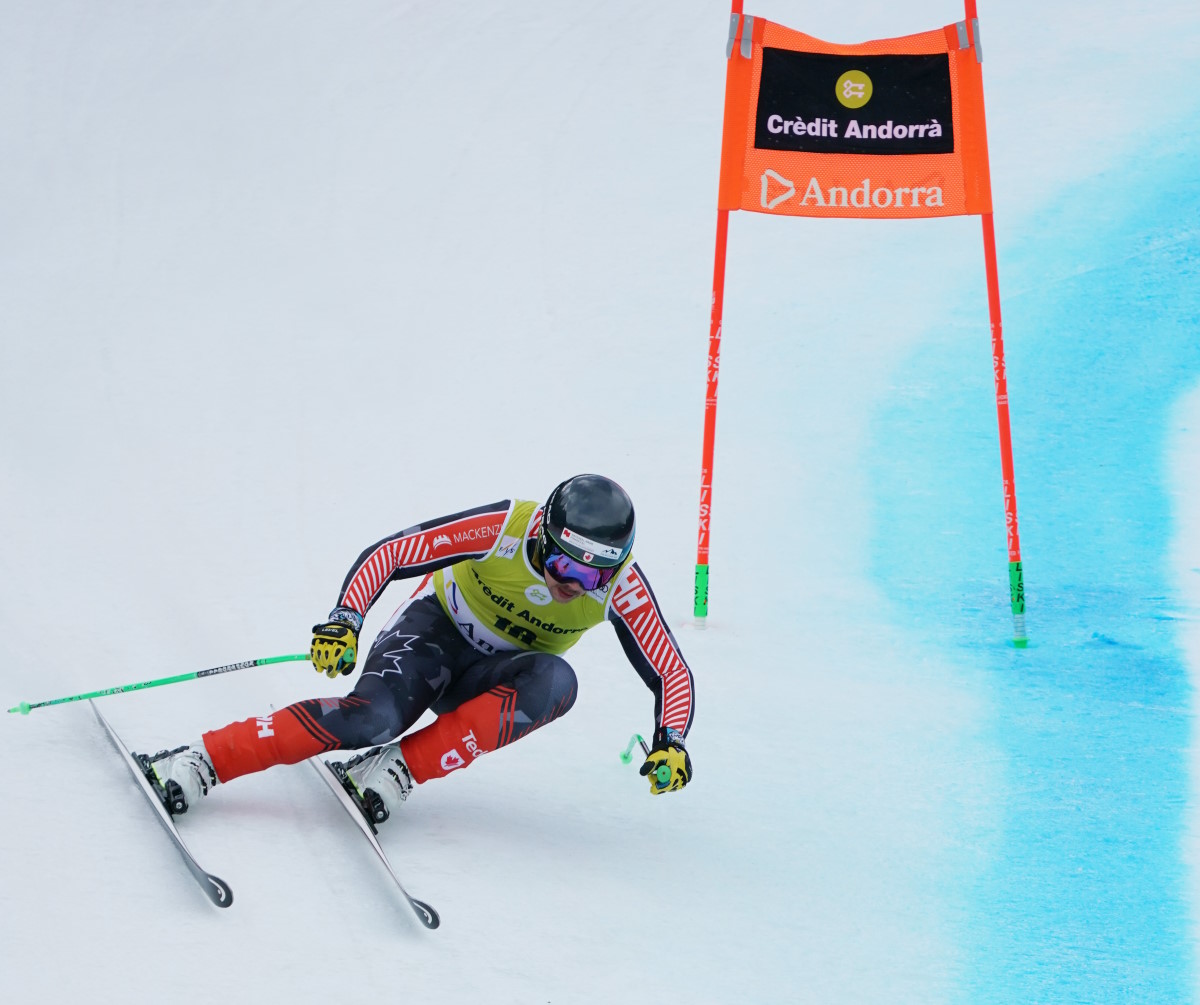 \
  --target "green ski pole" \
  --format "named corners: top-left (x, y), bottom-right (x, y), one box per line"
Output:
top-left (7, 653), bottom-right (311, 715)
